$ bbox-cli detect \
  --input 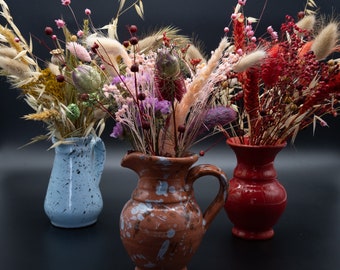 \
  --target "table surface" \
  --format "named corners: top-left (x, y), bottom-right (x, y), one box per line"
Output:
top-left (0, 144), bottom-right (339, 270)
